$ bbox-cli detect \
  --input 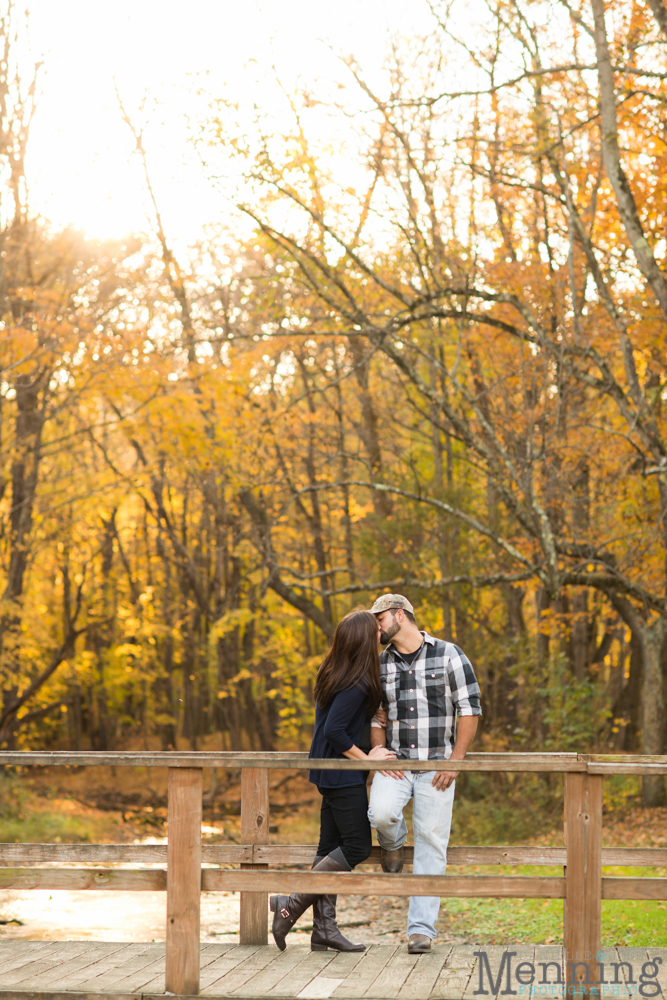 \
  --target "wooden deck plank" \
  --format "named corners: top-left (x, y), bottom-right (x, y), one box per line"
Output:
top-left (136, 941), bottom-right (231, 991)
top-left (87, 943), bottom-right (230, 994)
top-left (292, 950), bottom-right (370, 1000)
top-left (462, 945), bottom-right (508, 1000)
top-left (645, 947), bottom-right (667, 997)
top-left (138, 945), bottom-right (228, 994)
top-left (397, 945), bottom-right (452, 998)
top-left (110, 955), bottom-right (167, 992)
top-left (430, 944), bottom-right (479, 1000)
top-left (35, 942), bottom-right (131, 989)
top-left (1, 941), bottom-right (94, 986)
top-left (264, 947), bottom-right (337, 997)
top-left (321, 948), bottom-right (369, 980)
top-left (54, 942), bottom-right (154, 992)
top-left (200, 944), bottom-right (264, 991)
top-left (531, 945), bottom-right (564, 996)
top-left (73, 942), bottom-right (161, 991)
top-left (204, 944), bottom-right (282, 993)
top-left (0, 940), bottom-right (59, 975)
top-left (362, 946), bottom-right (419, 998)
top-left (90, 943), bottom-right (165, 992)
top-left (230, 944), bottom-right (312, 996)
top-left (332, 945), bottom-right (399, 998)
